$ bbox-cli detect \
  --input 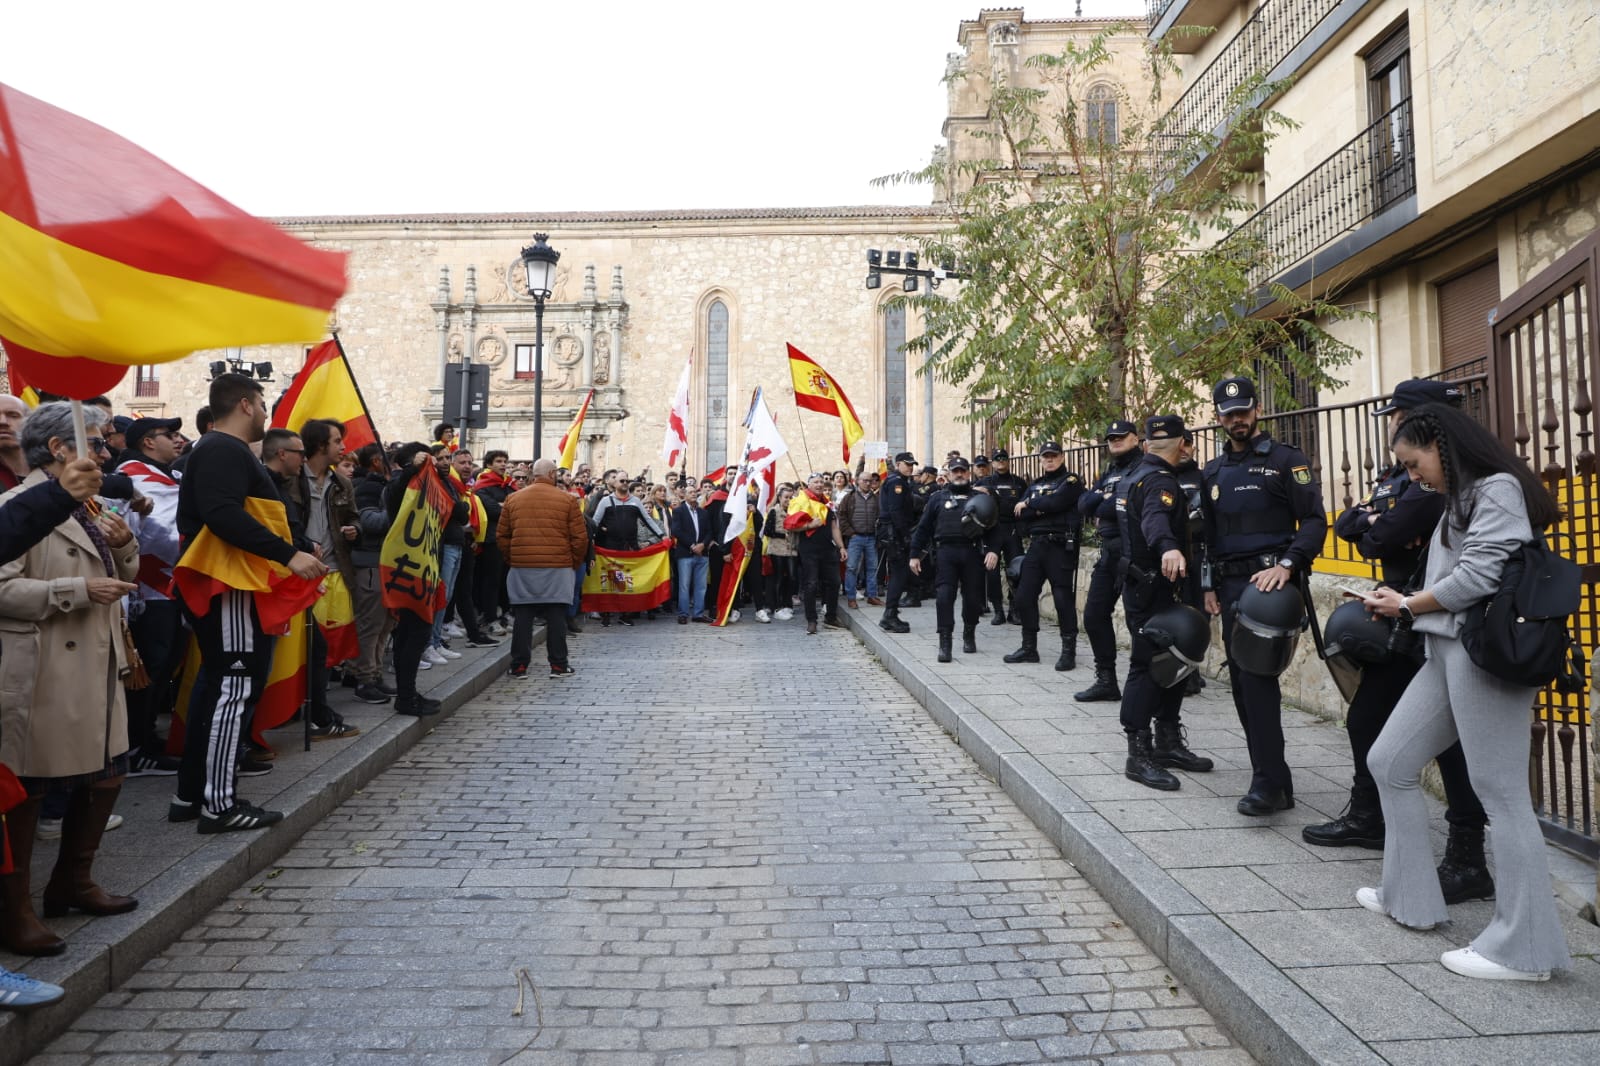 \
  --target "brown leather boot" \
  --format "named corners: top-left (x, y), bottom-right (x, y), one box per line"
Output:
top-left (42, 779), bottom-right (137, 919)
top-left (0, 795), bottom-right (66, 956)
